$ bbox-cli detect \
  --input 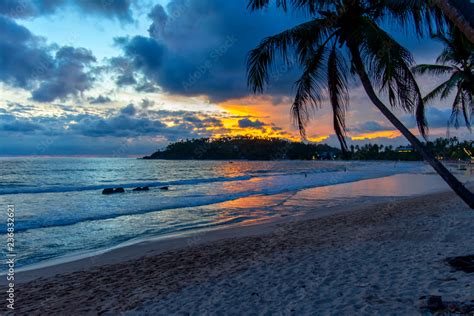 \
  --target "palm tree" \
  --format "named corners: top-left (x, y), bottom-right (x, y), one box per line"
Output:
top-left (431, 0), bottom-right (474, 43)
top-left (246, 0), bottom-right (474, 208)
top-left (413, 28), bottom-right (473, 129)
